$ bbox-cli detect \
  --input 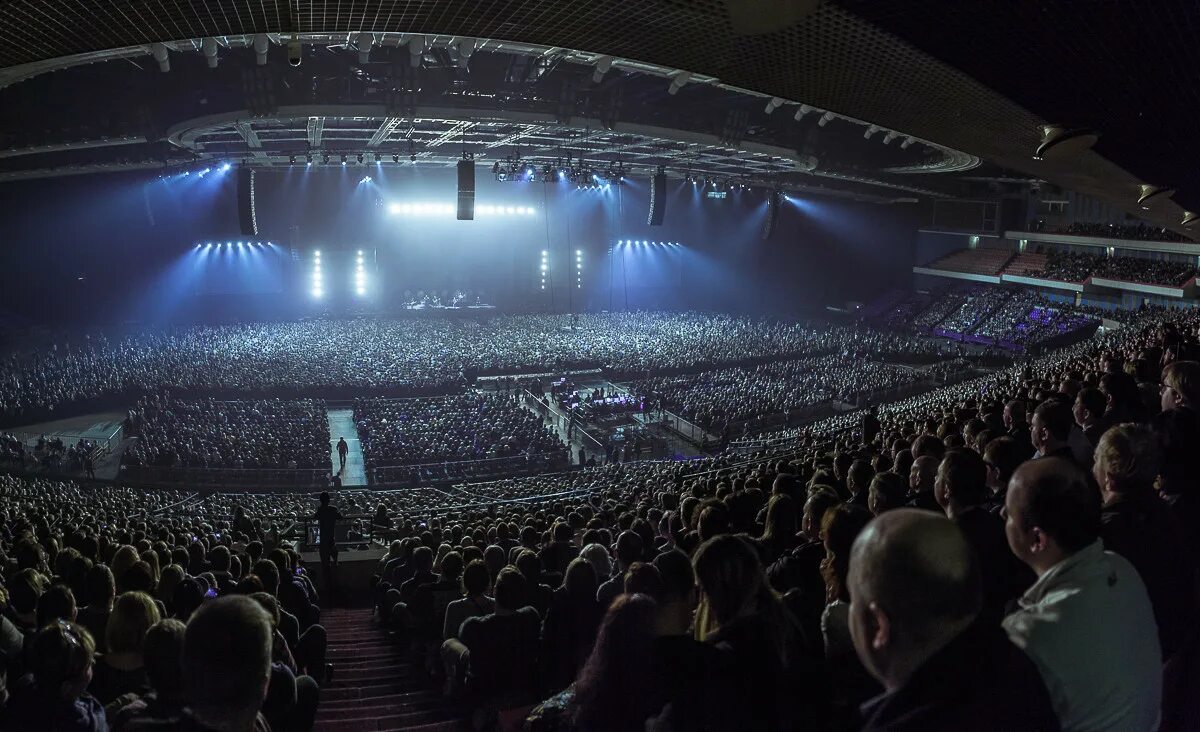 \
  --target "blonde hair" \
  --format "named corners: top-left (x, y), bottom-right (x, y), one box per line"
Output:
top-left (1163, 361), bottom-right (1200, 408)
top-left (1095, 423), bottom-right (1161, 492)
top-left (106, 591), bottom-right (161, 655)
top-left (109, 545), bottom-right (140, 585)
